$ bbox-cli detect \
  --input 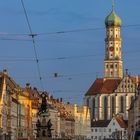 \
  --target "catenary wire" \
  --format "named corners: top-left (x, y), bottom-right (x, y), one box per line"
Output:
top-left (21, 0), bottom-right (44, 90)
top-left (1, 24), bottom-right (140, 37)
